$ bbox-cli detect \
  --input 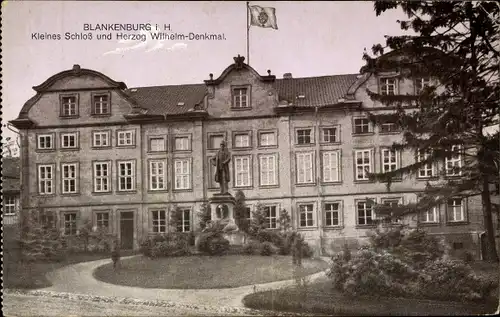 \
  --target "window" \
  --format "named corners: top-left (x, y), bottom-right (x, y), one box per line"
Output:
top-left (381, 148), bottom-right (399, 173)
top-left (174, 159), bottom-right (191, 190)
top-left (322, 127), bottom-right (338, 143)
top-left (415, 77), bottom-right (431, 94)
top-left (151, 209), bottom-right (167, 233)
top-left (61, 95), bottom-right (78, 117)
top-left (233, 87), bottom-right (249, 108)
top-left (208, 157), bottom-right (218, 188)
top-left (299, 204), bottom-right (315, 228)
top-left (177, 208), bottom-right (191, 232)
top-left (355, 149), bottom-right (373, 181)
top-left (117, 130), bottom-right (135, 147)
top-left (61, 132), bottom-right (78, 149)
top-left (96, 212), bottom-right (110, 230)
top-left (4, 195), bottom-right (17, 215)
top-left (322, 151), bottom-right (340, 182)
top-left (259, 154), bottom-right (277, 186)
top-left (93, 94), bottom-right (110, 115)
top-left (263, 205), bottom-right (278, 229)
top-left (325, 202), bottom-right (341, 227)
top-left (353, 118), bottom-right (370, 134)
top-left (244, 206), bottom-right (252, 222)
top-left (149, 137), bottom-right (165, 152)
top-left (447, 198), bottom-right (465, 222)
top-left (380, 78), bottom-right (397, 95)
top-left (149, 160), bottom-right (166, 190)
top-left (234, 133), bottom-right (250, 148)
top-left (63, 212), bottom-right (77, 235)
top-left (92, 131), bottom-right (110, 148)
top-left (38, 165), bottom-right (54, 195)
top-left (39, 211), bottom-right (55, 229)
top-left (118, 161), bottom-right (136, 191)
top-left (37, 134), bottom-right (54, 150)
top-left (445, 145), bottom-right (462, 176)
top-left (174, 136), bottom-right (190, 151)
top-left (209, 134), bottom-right (224, 149)
top-left (417, 149), bottom-right (435, 178)
top-left (382, 199), bottom-right (402, 223)
top-left (93, 162), bottom-right (111, 192)
top-left (296, 152), bottom-right (314, 184)
top-left (296, 129), bottom-right (313, 145)
top-left (421, 206), bottom-right (439, 223)
top-left (234, 156), bottom-right (251, 187)
top-left (259, 131), bottom-right (276, 147)
top-left (61, 163), bottom-right (78, 194)
top-left (380, 122), bottom-right (399, 133)
top-left (357, 201), bottom-right (375, 225)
